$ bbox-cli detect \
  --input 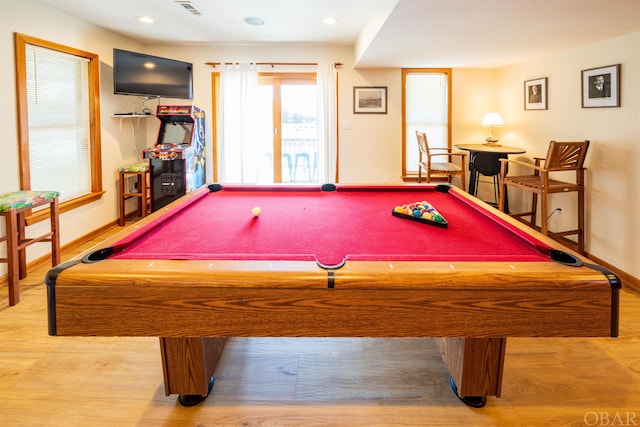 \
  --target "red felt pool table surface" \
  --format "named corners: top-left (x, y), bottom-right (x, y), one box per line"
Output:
top-left (113, 184), bottom-right (550, 267)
